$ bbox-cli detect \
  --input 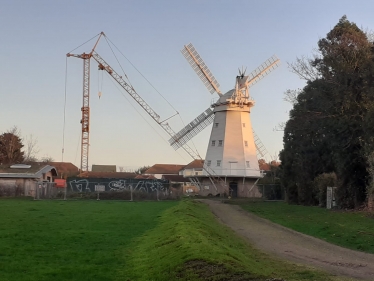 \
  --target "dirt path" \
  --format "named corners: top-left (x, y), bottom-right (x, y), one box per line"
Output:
top-left (199, 199), bottom-right (374, 280)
